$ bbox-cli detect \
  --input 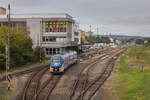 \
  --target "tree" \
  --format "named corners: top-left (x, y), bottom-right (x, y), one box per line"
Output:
top-left (0, 43), bottom-right (5, 69)
top-left (33, 46), bottom-right (45, 62)
top-left (135, 39), bottom-right (144, 45)
top-left (85, 35), bottom-right (97, 44)
top-left (144, 39), bottom-right (150, 47)
top-left (0, 26), bottom-right (33, 70)
top-left (100, 37), bottom-right (111, 43)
